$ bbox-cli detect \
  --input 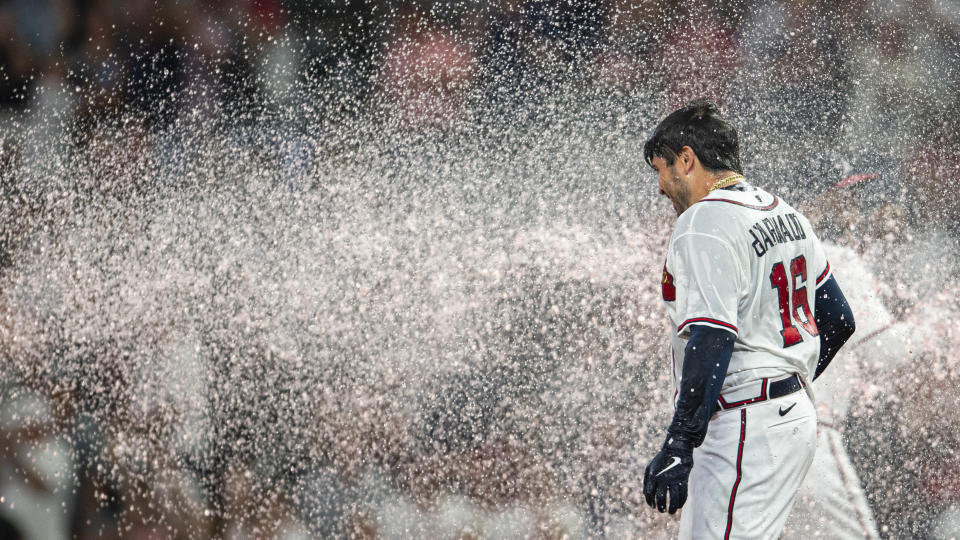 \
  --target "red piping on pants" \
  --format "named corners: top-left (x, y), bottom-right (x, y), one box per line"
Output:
top-left (724, 409), bottom-right (747, 540)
